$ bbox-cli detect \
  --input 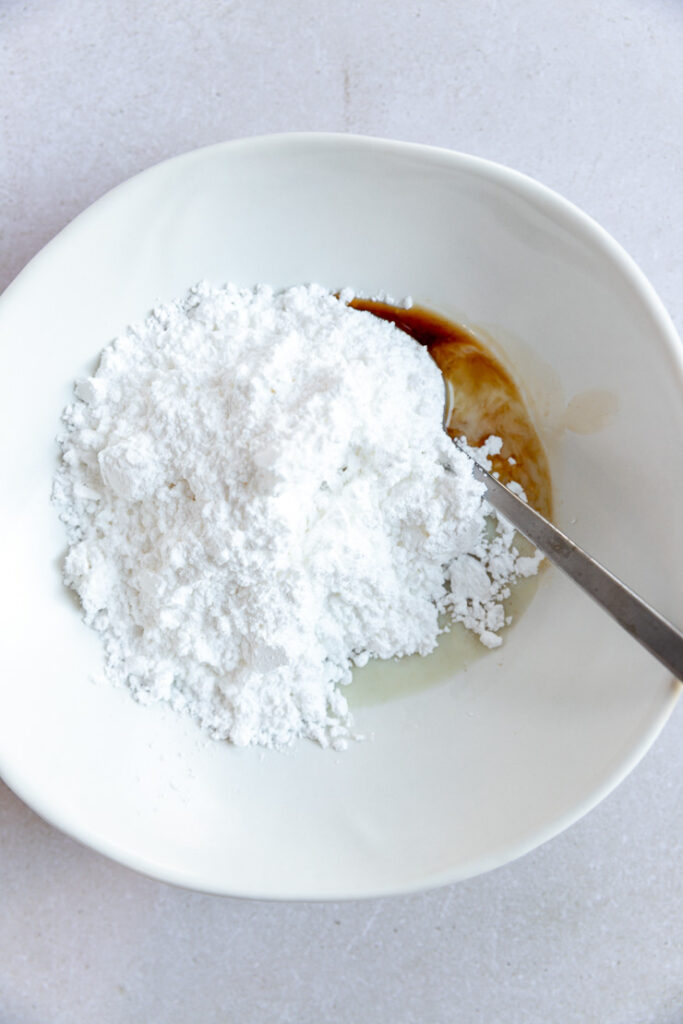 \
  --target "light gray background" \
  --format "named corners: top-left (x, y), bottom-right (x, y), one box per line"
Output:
top-left (2, 1), bottom-right (682, 1021)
